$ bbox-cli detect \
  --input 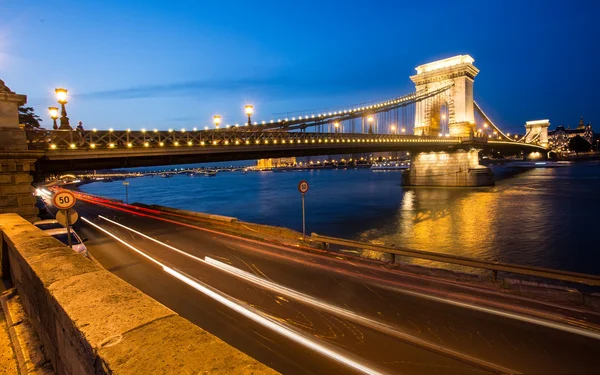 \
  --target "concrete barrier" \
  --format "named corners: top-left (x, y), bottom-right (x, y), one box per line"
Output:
top-left (0, 213), bottom-right (278, 375)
